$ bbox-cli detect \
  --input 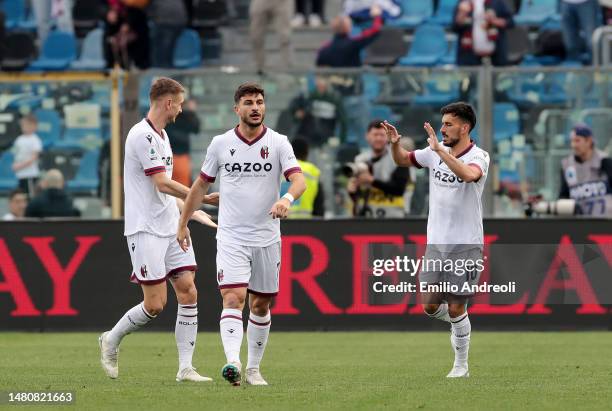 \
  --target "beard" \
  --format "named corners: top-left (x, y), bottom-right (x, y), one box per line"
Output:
top-left (442, 134), bottom-right (460, 147)
top-left (242, 112), bottom-right (265, 128)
